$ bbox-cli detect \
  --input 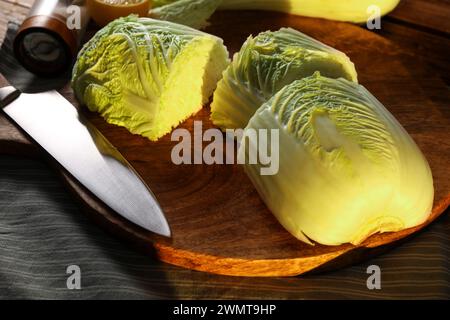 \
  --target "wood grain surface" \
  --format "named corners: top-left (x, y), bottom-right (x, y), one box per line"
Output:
top-left (0, 8), bottom-right (449, 276)
top-left (388, 0), bottom-right (450, 34)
